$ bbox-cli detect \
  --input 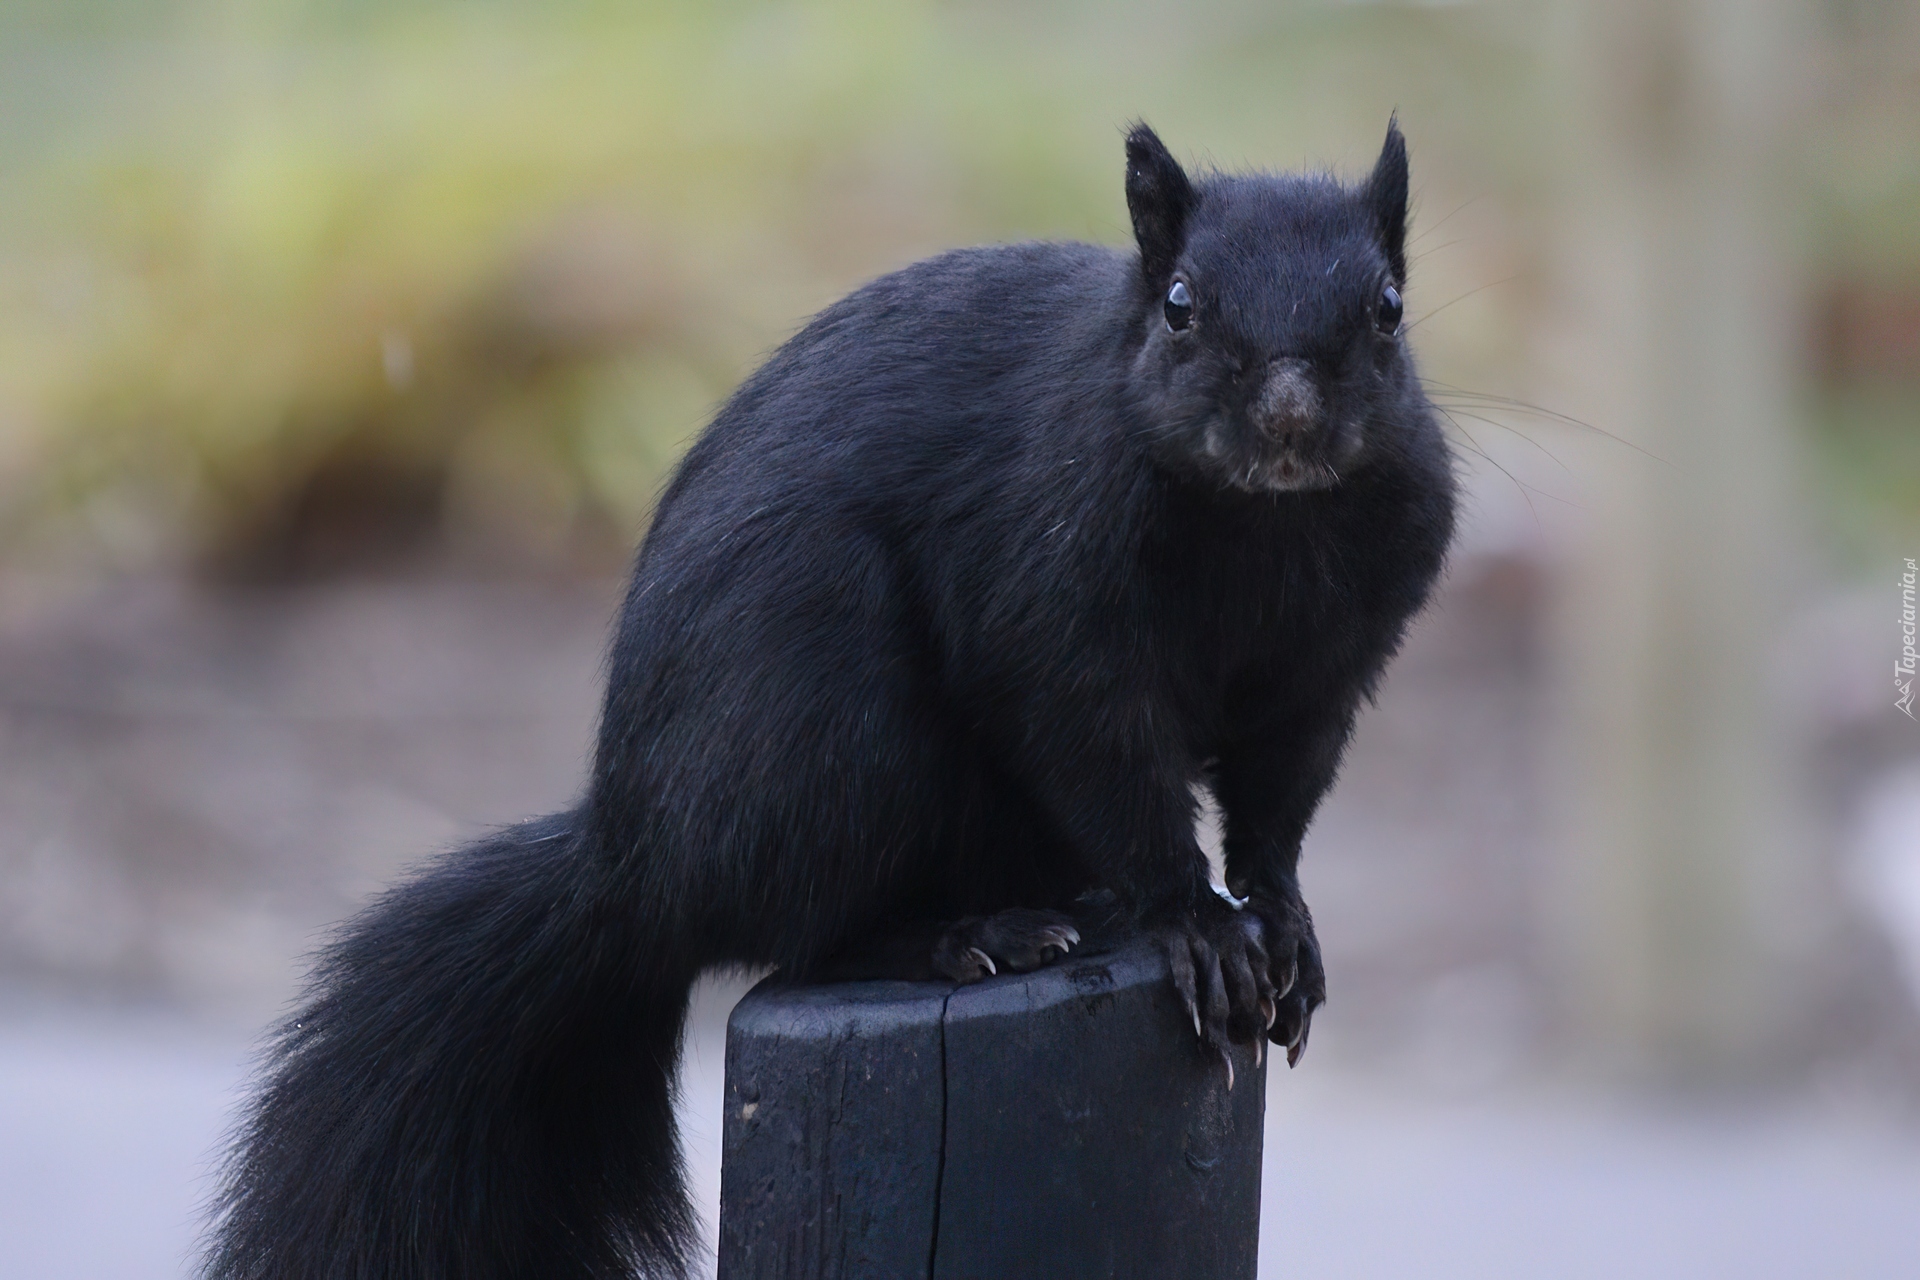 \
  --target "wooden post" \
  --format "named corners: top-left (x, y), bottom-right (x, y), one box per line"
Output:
top-left (717, 937), bottom-right (1266, 1279)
